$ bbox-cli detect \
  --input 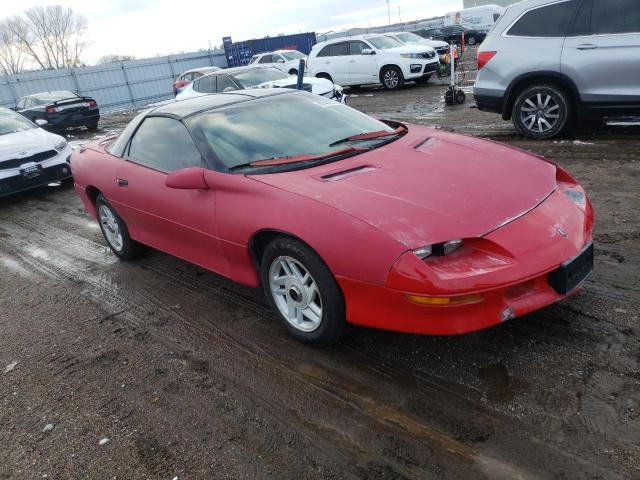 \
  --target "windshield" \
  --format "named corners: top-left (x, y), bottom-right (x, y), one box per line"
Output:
top-left (280, 51), bottom-right (306, 60)
top-left (0, 110), bottom-right (36, 135)
top-left (188, 92), bottom-right (397, 170)
top-left (366, 36), bottom-right (403, 49)
top-left (395, 32), bottom-right (424, 43)
top-left (231, 68), bottom-right (291, 87)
